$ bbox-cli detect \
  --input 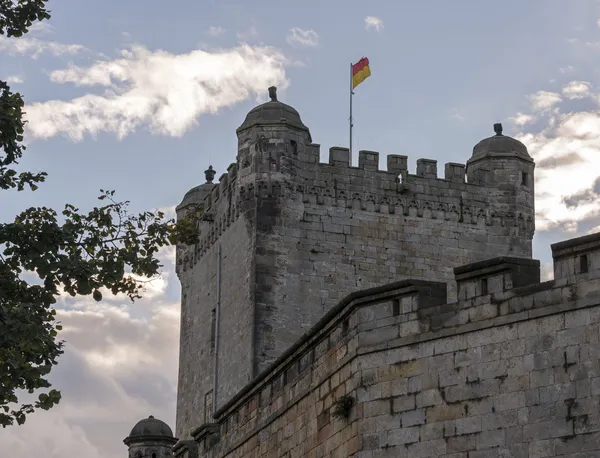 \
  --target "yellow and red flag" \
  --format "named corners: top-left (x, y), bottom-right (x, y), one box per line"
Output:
top-left (352, 57), bottom-right (371, 89)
